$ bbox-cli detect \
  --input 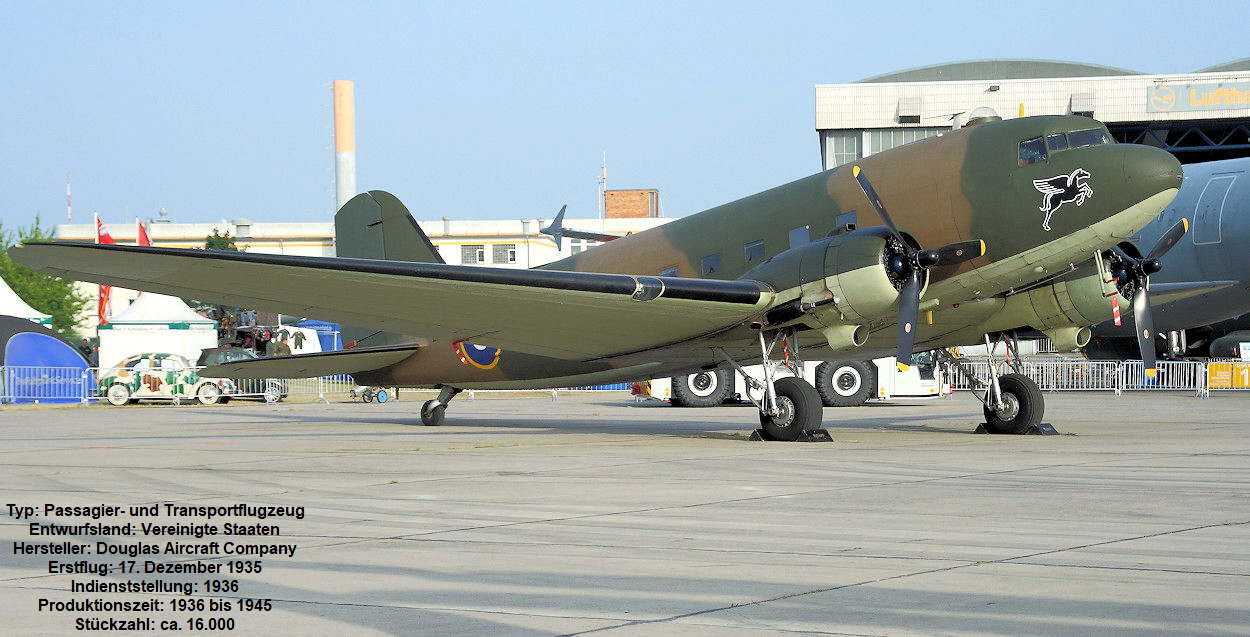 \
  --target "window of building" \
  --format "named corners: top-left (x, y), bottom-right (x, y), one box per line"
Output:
top-left (789, 226), bottom-right (810, 248)
top-left (1067, 128), bottom-right (1110, 148)
top-left (569, 238), bottom-right (600, 255)
top-left (1046, 133), bottom-right (1069, 152)
top-left (700, 253), bottom-right (721, 277)
top-left (493, 244), bottom-right (516, 264)
top-left (744, 240), bottom-right (765, 262)
top-left (461, 244), bottom-right (485, 264)
top-left (824, 131), bottom-right (861, 168)
top-left (1018, 137), bottom-right (1047, 166)
top-left (866, 127), bottom-right (945, 156)
top-left (659, 266), bottom-right (679, 277)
